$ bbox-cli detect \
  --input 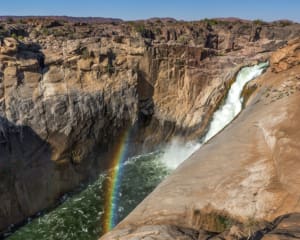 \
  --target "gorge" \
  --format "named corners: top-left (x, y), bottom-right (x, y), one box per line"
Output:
top-left (7, 61), bottom-right (269, 240)
top-left (0, 17), bottom-right (300, 240)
